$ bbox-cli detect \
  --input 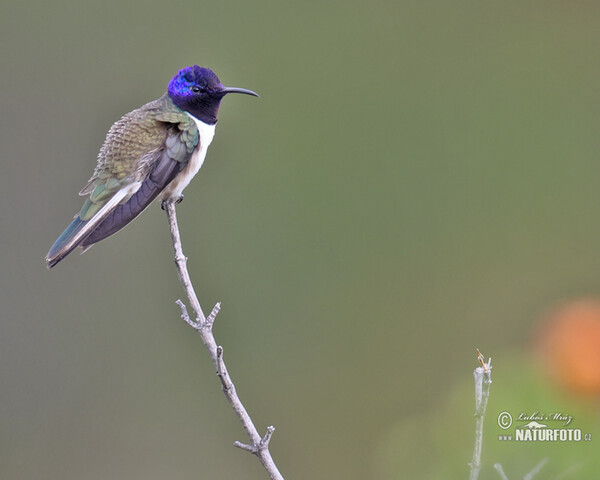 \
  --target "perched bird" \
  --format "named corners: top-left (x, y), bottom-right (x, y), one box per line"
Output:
top-left (46, 66), bottom-right (258, 268)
